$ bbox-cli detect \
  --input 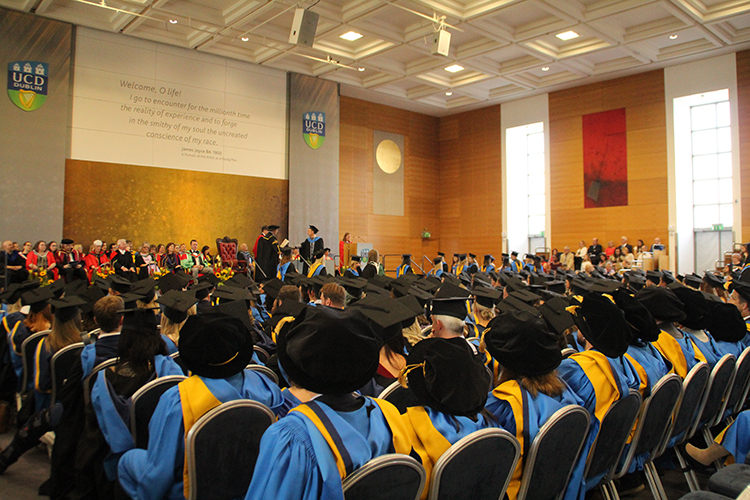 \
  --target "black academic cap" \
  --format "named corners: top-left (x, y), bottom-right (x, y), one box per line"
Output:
top-left (108, 274), bottom-right (133, 294)
top-left (441, 274), bottom-right (461, 287)
top-left (670, 284), bottom-right (711, 330)
top-left (79, 285), bottom-right (106, 315)
top-left (224, 273), bottom-right (254, 289)
top-left (402, 254), bottom-right (412, 259)
top-left (130, 278), bottom-right (156, 303)
top-left (703, 272), bottom-right (726, 289)
top-left (511, 251), bottom-right (518, 256)
top-left (338, 277), bottom-right (367, 298)
top-left (707, 301), bottom-right (748, 342)
top-left (173, 272), bottom-right (191, 288)
top-left (93, 275), bottom-right (112, 291)
top-left (496, 295), bottom-right (540, 316)
top-left (661, 270), bottom-right (676, 285)
top-left (615, 287), bottom-right (660, 342)
top-left (309, 275), bottom-right (333, 293)
top-left (538, 296), bottom-right (575, 336)
top-left (267, 225), bottom-right (280, 231)
top-left (285, 274), bottom-right (306, 287)
top-left (730, 280), bottom-right (750, 303)
top-left (350, 294), bottom-right (416, 342)
top-left (262, 278), bottom-right (285, 302)
top-left (48, 278), bottom-right (66, 298)
top-left (207, 296), bottom-right (253, 335)
top-left (212, 285), bottom-right (252, 303)
top-left (472, 272), bottom-right (492, 288)
top-left (546, 281), bottom-right (566, 295)
top-left (397, 294), bottom-right (424, 320)
top-left (179, 313), bottom-right (254, 379)
top-left (280, 246), bottom-right (292, 256)
top-left (684, 273), bottom-right (703, 289)
top-left (309, 225), bottom-right (319, 233)
top-left (484, 254), bottom-right (494, 261)
top-left (484, 310), bottom-right (562, 376)
top-left (117, 293), bottom-right (143, 310)
top-left (568, 293), bottom-right (632, 358)
top-left (636, 287), bottom-right (686, 323)
top-left (509, 289), bottom-right (542, 305)
top-left (646, 270), bottom-right (663, 285)
top-left (49, 295), bottom-right (87, 323)
top-left (22, 287), bottom-right (54, 313)
top-left (468, 253), bottom-right (476, 259)
top-left (0, 284), bottom-right (23, 304)
top-left (431, 282), bottom-right (470, 319)
top-left (368, 276), bottom-right (393, 289)
top-left (437, 252), bottom-right (445, 257)
top-left (274, 298), bottom-right (308, 319)
top-left (60, 238), bottom-right (74, 245)
top-left (625, 273), bottom-right (646, 291)
top-left (458, 253), bottom-right (467, 260)
top-left (198, 273), bottom-right (220, 286)
top-left (190, 282), bottom-right (214, 301)
top-left (157, 290), bottom-right (197, 323)
top-left (471, 285), bottom-right (501, 308)
top-left (405, 285), bottom-right (434, 307)
top-left (365, 283), bottom-right (390, 298)
top-left (350, 255), bottom-right (361, 262)
top-left (64, 279), bottom-right (88, 298)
